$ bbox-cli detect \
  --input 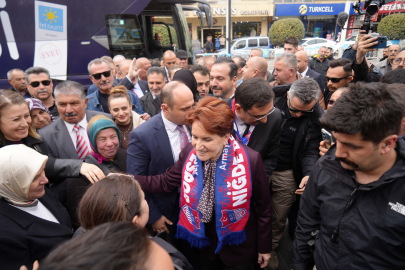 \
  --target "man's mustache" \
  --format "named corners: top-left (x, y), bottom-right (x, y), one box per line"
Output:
top-left (37, 89), bottom-right (49, 94)
top-left (65, 112), bottom-right (78, 117)
top-left (211, 86), bottom-right (222, 90)
top-left (337, 157), bottom-right (359, 168)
